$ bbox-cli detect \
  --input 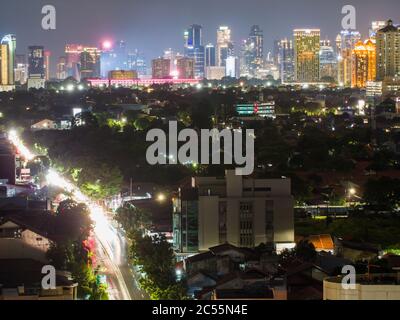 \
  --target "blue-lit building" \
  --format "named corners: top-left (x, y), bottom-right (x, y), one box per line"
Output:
top-left (100, 40), bottom-right (128, 78)
top-left (205, 43), bottom-right (216, 67)
top-left (184, 24), bottom-right (205, 78)
top-left (28, 46), bottom-right (45, 79)
top-left (127, 50), bottom-right (147, 76)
